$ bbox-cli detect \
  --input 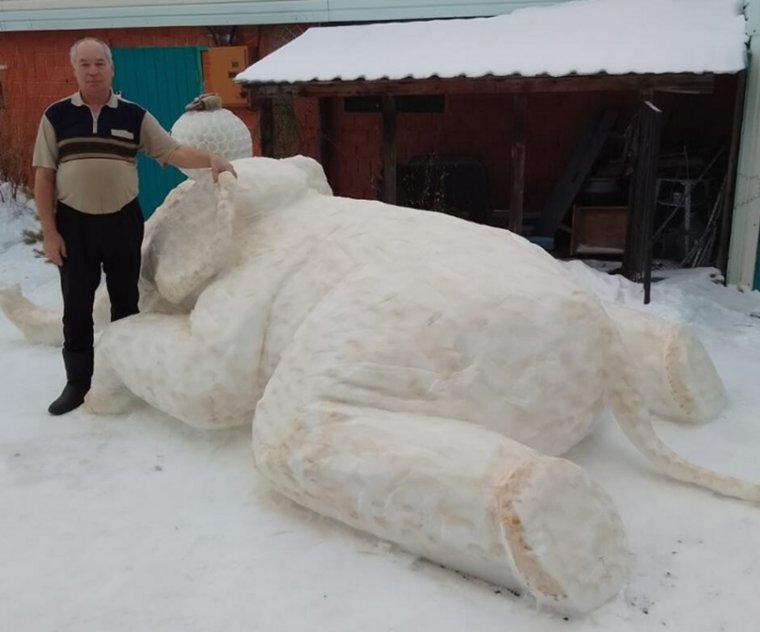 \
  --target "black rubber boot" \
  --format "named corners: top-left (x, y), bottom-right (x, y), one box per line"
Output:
top-left (48, 349), bottom-right (94, 416)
